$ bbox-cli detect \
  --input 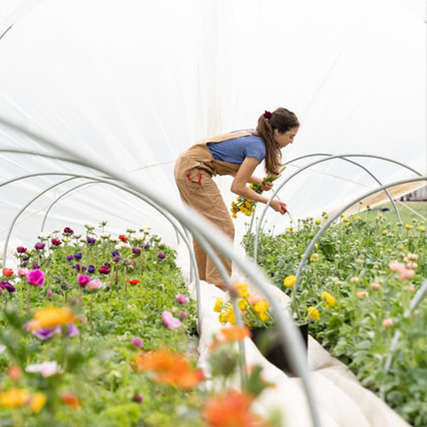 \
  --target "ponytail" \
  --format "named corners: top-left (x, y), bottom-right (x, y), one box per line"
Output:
top-left (254, 107), bottom-right (299, 175)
